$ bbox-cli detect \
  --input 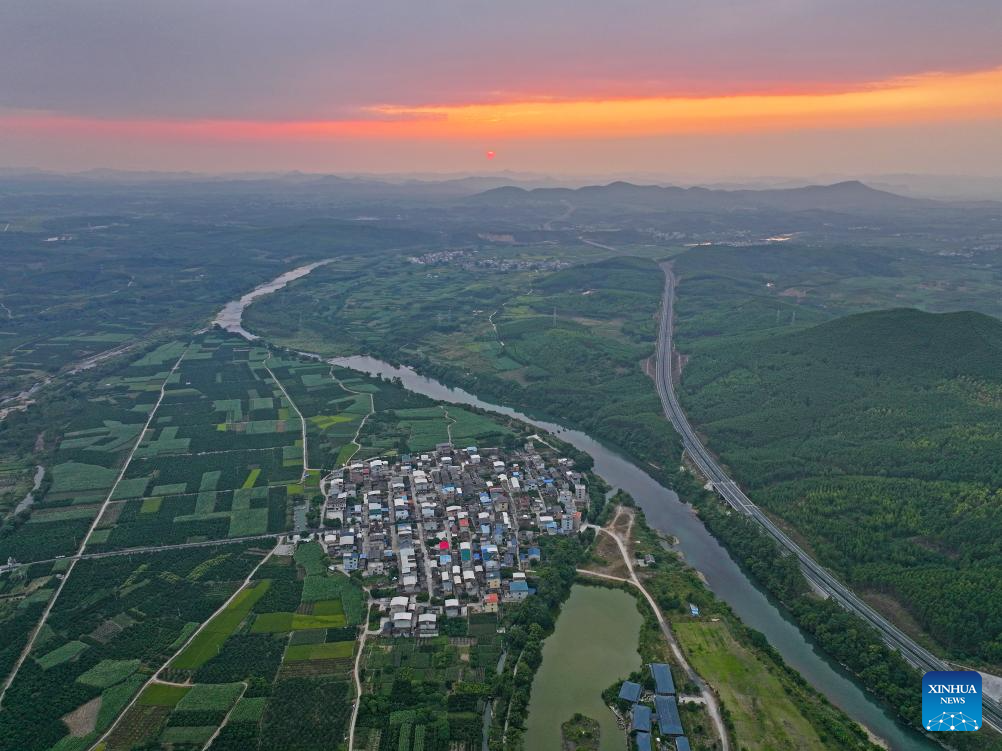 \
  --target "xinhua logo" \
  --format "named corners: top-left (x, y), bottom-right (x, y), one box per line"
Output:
top-left (923, 671), bottom-right (982, 732)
